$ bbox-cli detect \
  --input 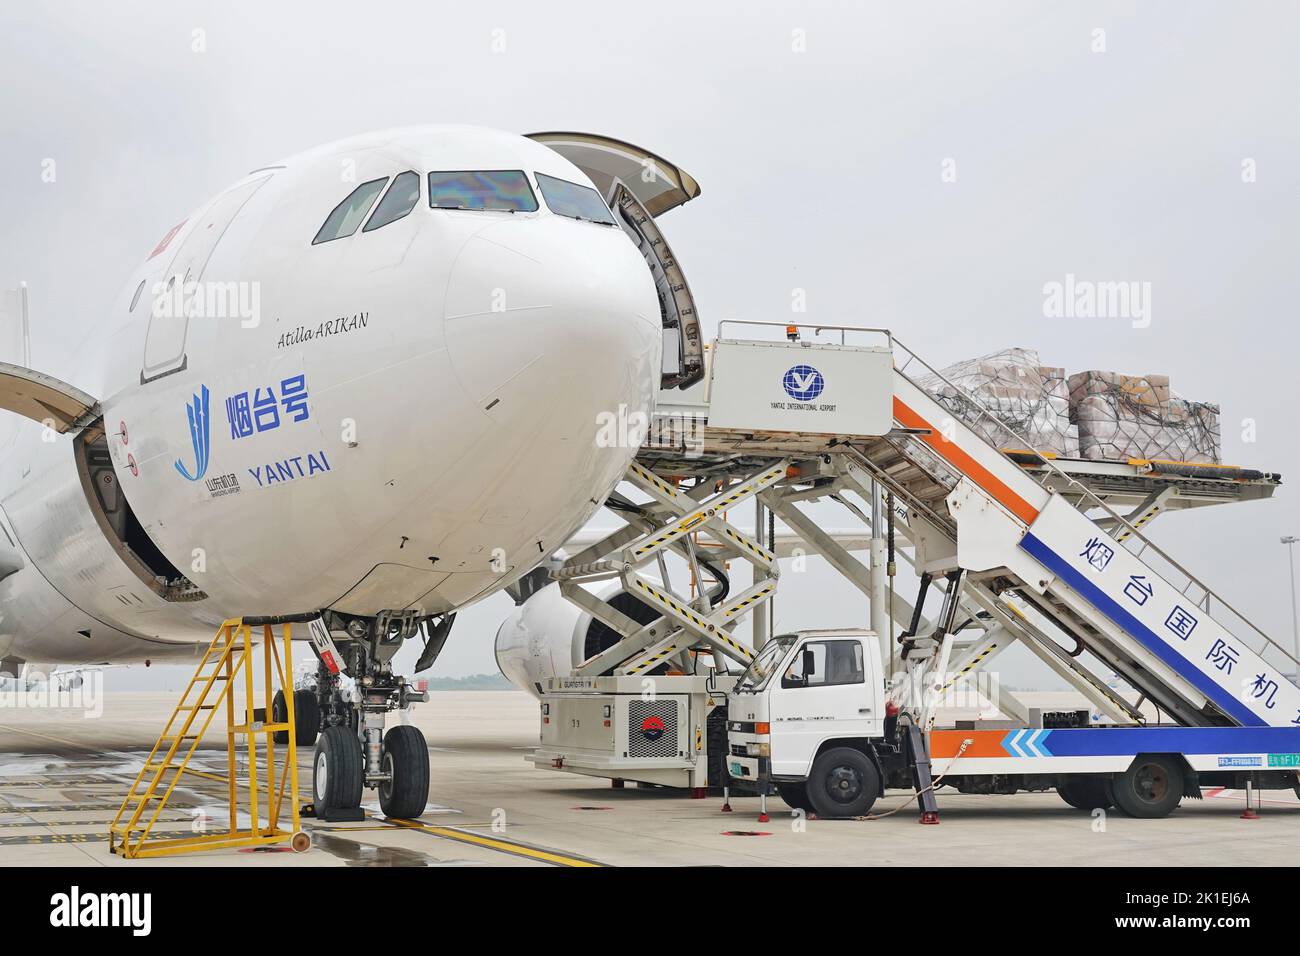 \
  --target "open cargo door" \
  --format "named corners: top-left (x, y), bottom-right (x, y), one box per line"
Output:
top-left (527, 132), bottom-right (704, 389)
top-left (0, 361), bottom-right (99, 433)
top-left (526, 131), bottom-right (700, 216)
